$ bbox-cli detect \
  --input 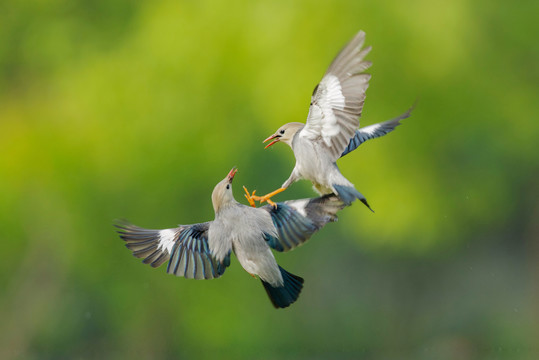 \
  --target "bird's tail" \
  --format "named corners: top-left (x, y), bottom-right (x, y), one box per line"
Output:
top-left (333, 184), bottom-right (374, 212)
top-left (261, 266), bottom-right (304, 309)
